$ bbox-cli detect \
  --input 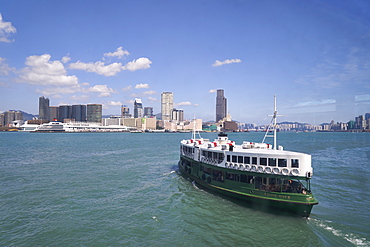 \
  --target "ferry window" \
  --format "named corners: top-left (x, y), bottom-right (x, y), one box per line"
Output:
top-left (291, 159), bottom-right (299, 168)
top-left (260, 158), bottom-right (267, 166)
top-left (227, 155), bottom-right (230, 162)
top-left (213, 170), bottom-right (224, 182)
top-left (241, 175), bottom-right (254, 183)
top-left (238, 156), bottom-right (243, 163)
top-left (226, 172), bottom-right (238, 181)
top-left (232, 156), bottom-right (237, 162)
top-left (252, 157), bottom-right (257, 165)
top-left (278, 159), bottom-right (287, 167)
top-left (268, 158), bottom-right (276, 167)
top-left (244, 156), bottom-right (250, 164)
